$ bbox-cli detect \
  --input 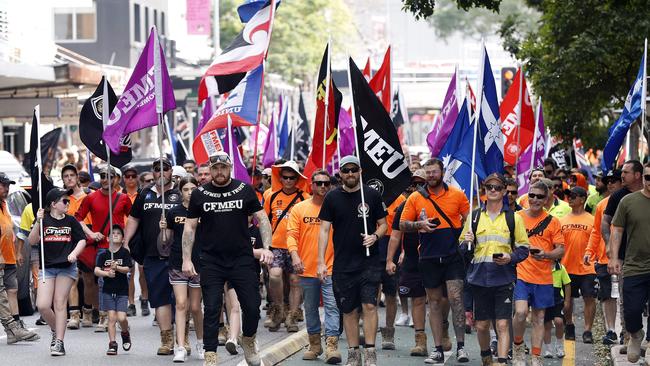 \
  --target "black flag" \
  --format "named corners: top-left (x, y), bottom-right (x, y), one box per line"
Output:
top-left (27, 111), bottom-right (60, 215)
top-left (283, 93), bottom-right (311, 162)
top-left (349, 57), bottom-right (411, 206)
top-left (390, 87), bottom-right (406, 128)
top-left (79, 77), bottom-right (132, 168)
